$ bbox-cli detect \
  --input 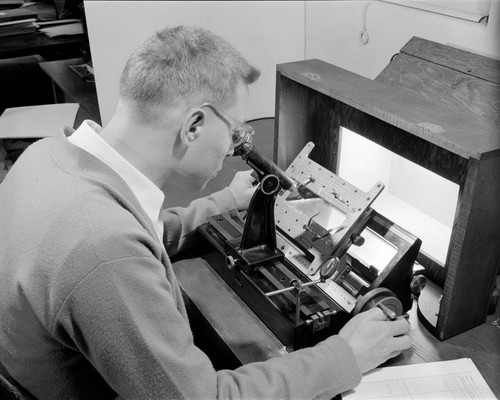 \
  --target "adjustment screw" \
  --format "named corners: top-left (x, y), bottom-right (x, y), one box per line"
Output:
top-left (351, 234), bottom-right (365, 246)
